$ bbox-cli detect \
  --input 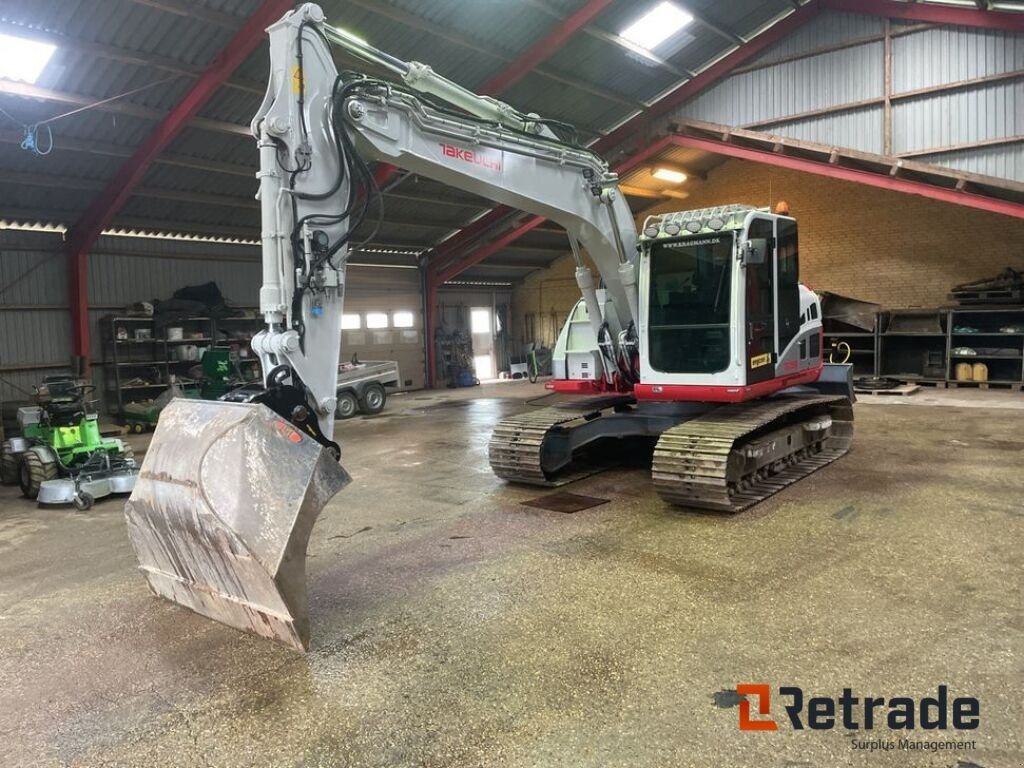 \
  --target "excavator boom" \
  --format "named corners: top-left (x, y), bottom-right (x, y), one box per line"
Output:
top-left (124, 3), bottom-right (641, 649)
